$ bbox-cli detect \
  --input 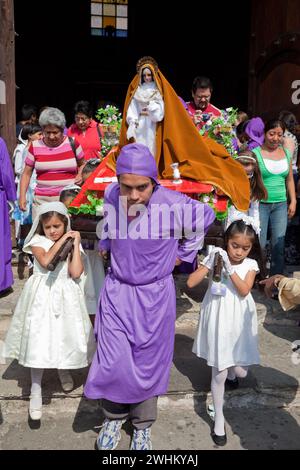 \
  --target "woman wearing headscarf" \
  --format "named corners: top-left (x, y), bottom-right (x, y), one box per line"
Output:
top-left (245, 117), bottom-right (265, 151)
